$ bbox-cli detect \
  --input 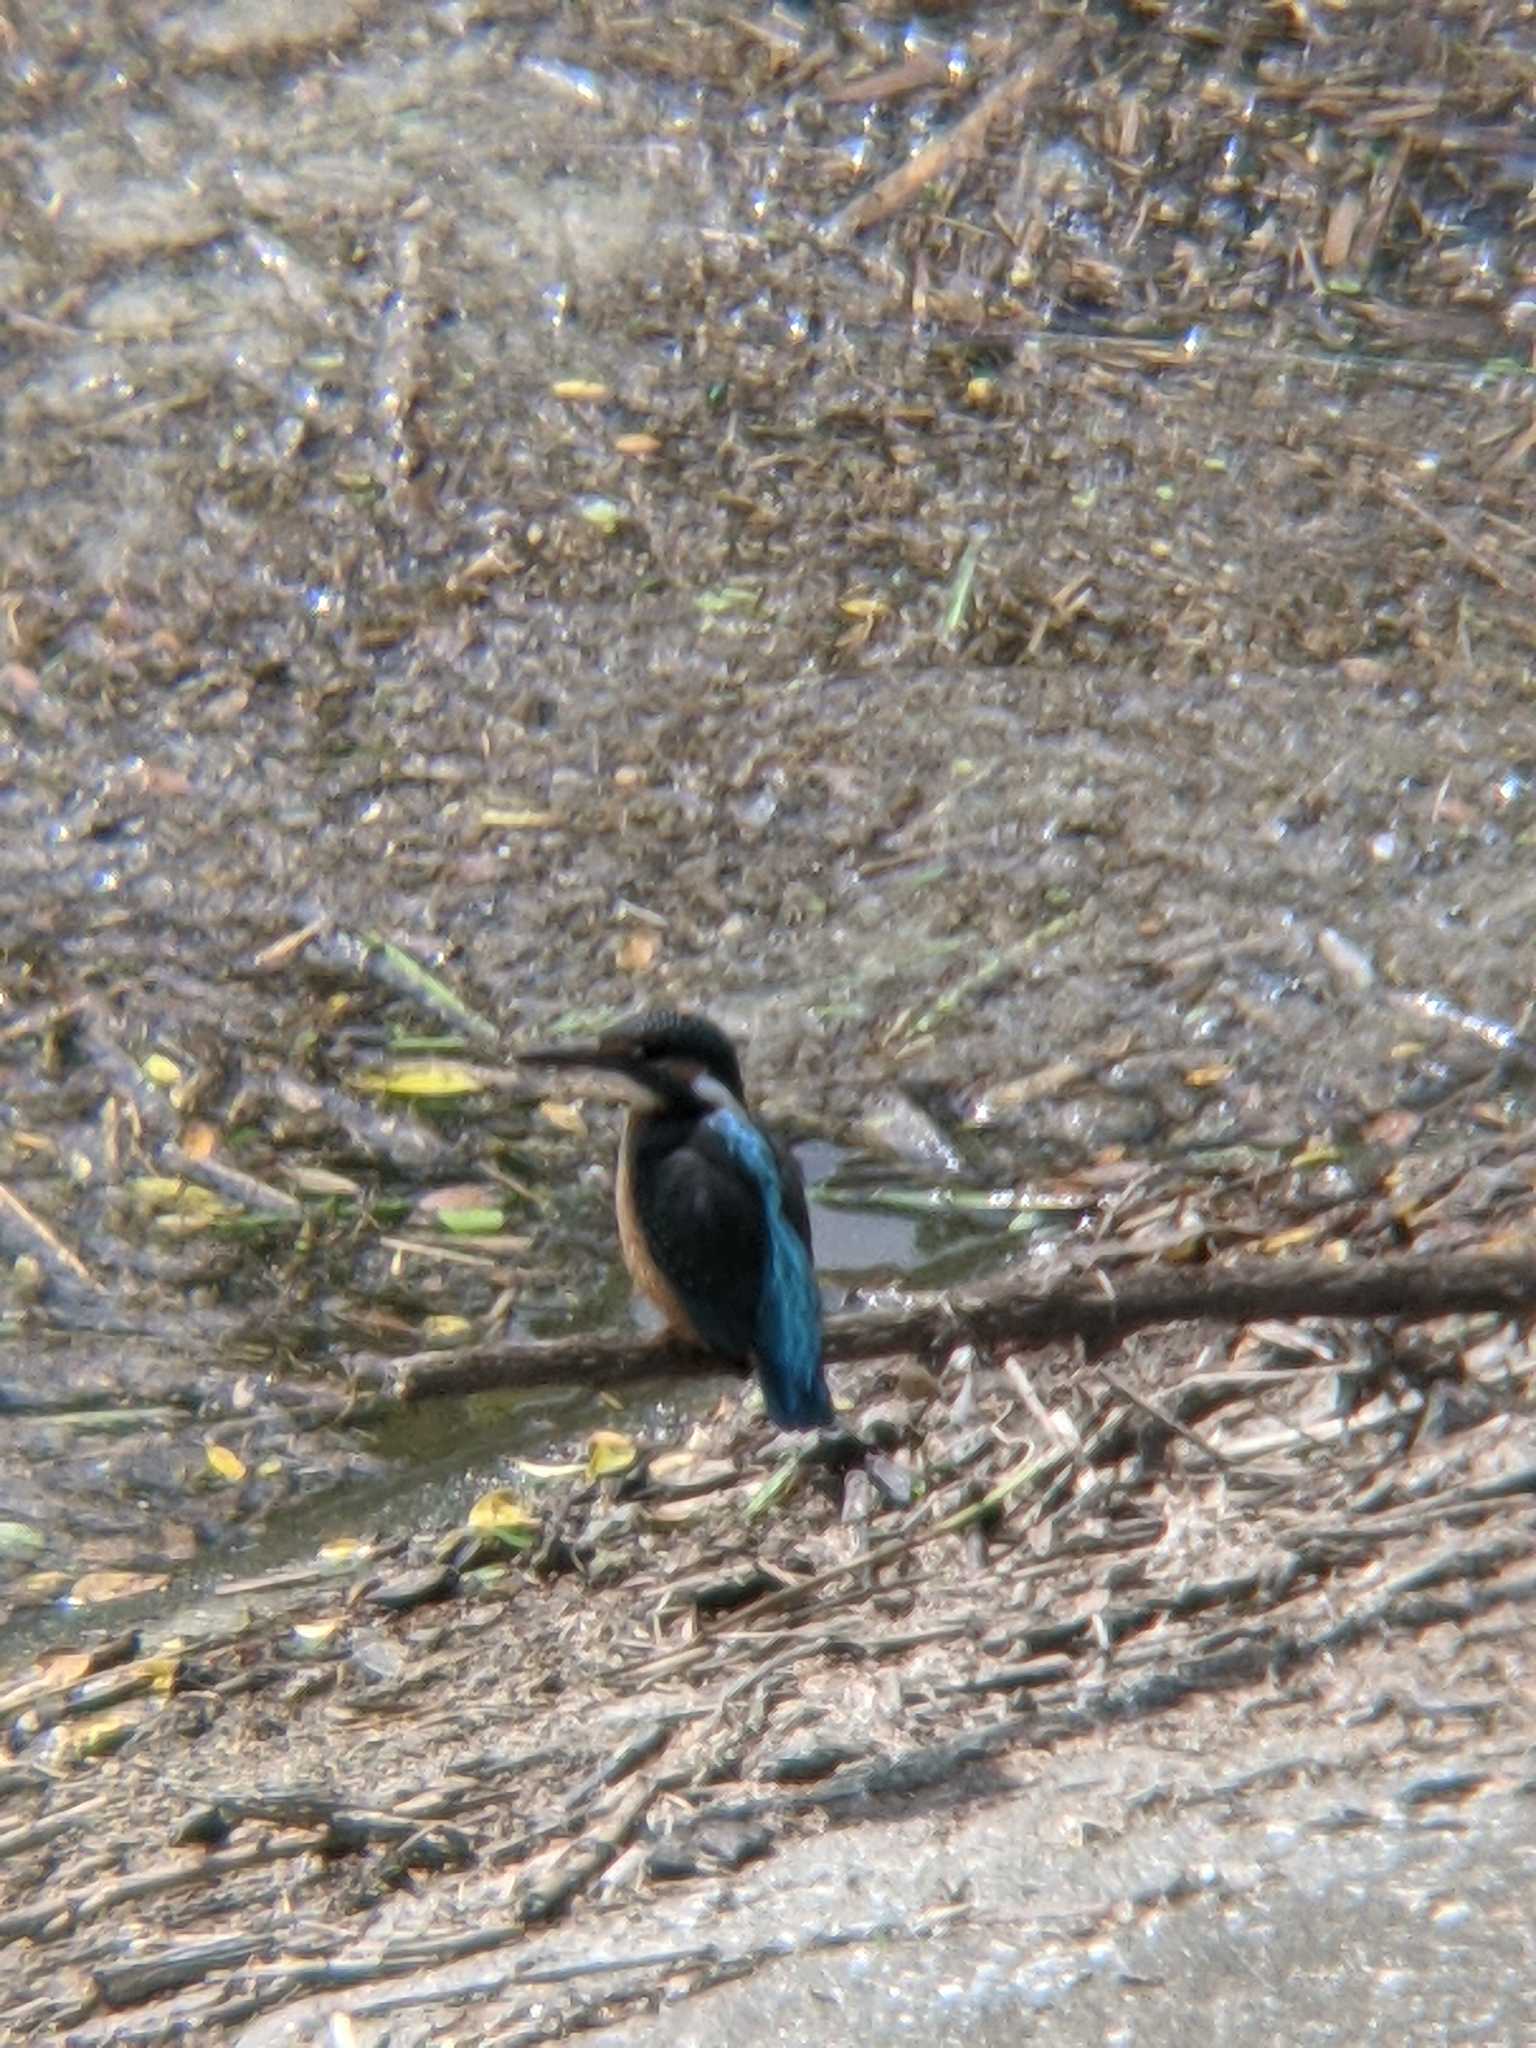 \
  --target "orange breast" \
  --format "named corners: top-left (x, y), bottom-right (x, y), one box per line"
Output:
top-left (616, 1118), bottom-right (702, 1344)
